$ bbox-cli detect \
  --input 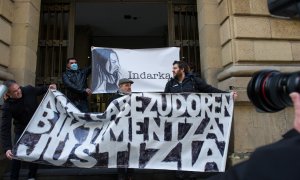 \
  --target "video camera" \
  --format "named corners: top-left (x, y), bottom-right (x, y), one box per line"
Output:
top-left (247, 70), bottom-right (300, 112)
top-left (250, 1), bottom-right (300, 112)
